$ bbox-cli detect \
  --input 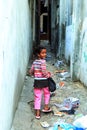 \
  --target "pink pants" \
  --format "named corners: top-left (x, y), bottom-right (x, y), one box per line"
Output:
top-left (34, 87), bottom-right (50, 110)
